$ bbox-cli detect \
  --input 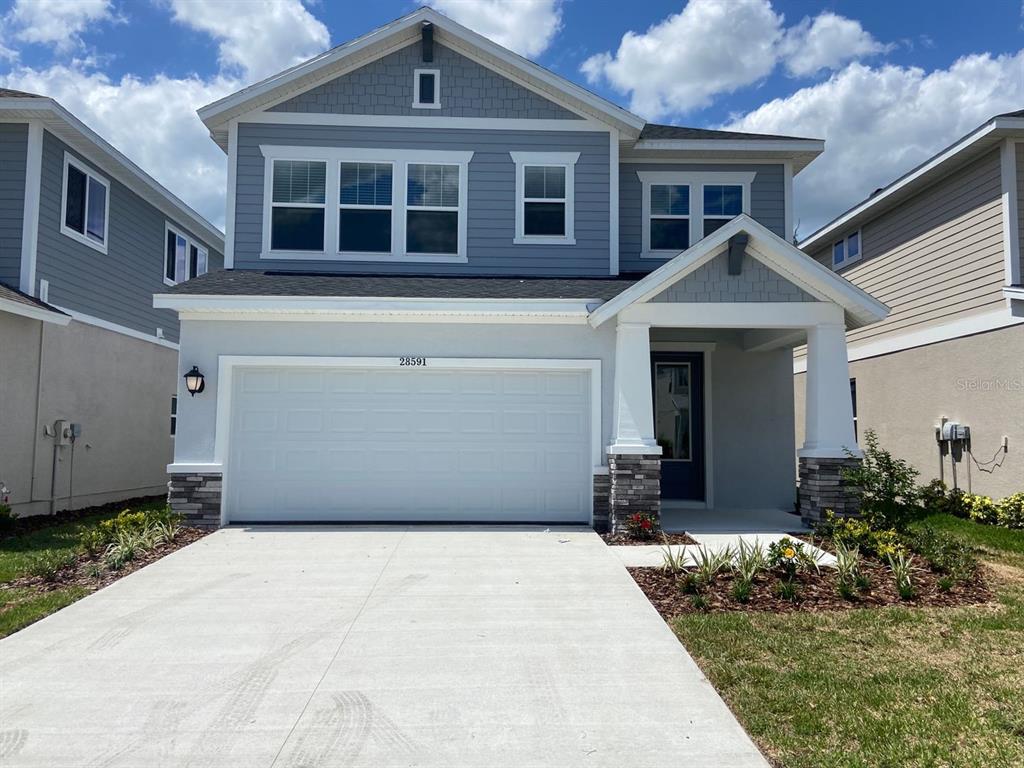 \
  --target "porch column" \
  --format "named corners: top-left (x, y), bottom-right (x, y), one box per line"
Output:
top-left (606, 321), bottom-right (662, 533)
top-left (798, 322), bottom-right (861, 524)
